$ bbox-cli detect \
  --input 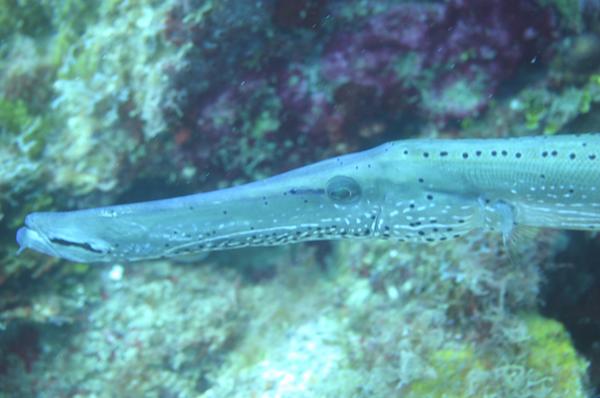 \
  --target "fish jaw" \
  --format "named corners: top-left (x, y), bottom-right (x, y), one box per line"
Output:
top-left (16, 212), bottom-right (113, 263)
